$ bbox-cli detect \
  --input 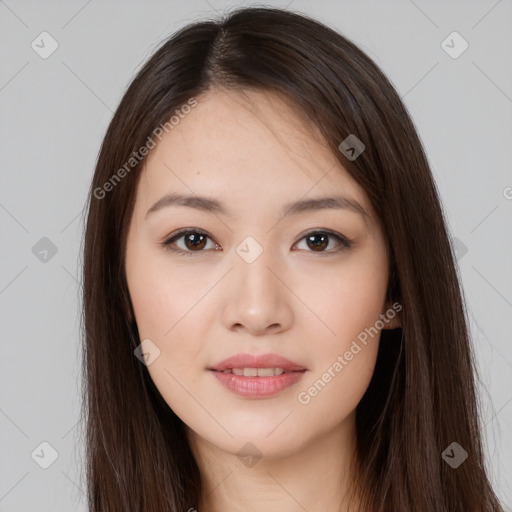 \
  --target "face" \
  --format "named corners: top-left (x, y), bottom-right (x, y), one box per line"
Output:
top-left (125, 88), bottom-right (399, 460)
